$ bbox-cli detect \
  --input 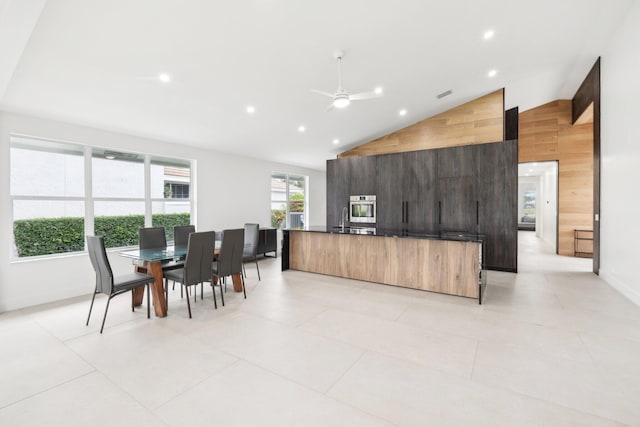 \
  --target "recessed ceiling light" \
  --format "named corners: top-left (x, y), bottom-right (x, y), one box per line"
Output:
top-left (488, 69), bottom-right (497, 77)
top-left (298, 125), bottom-right (306, 133)
top-left (246, 105), bottom-right (255, 114)
top-left (105, 155), bottom-right (115, 160)
top-left (333, 139), bottom-right (340, 145)
top-left (483, 30), bottom-right (495, 40)
top-left (374, 87), bottom-right (383, 95)
top-left (399, 109), bottom-right (407, 117)
top-left (158, 73), bottom-right (171, 83)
